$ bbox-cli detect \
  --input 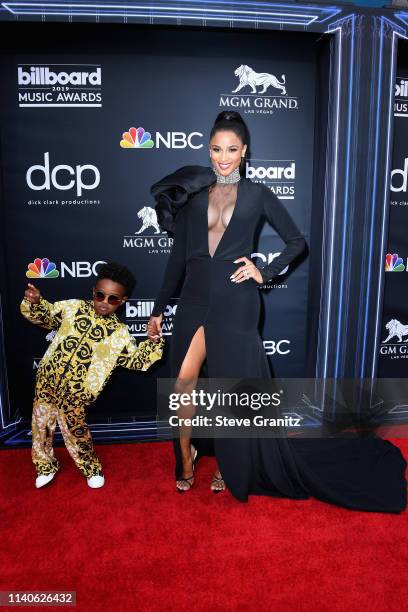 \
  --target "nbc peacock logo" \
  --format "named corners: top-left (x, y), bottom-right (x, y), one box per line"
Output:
top-left (385, 253), bottom-right (405, 272)
top-left (120, 127), bottom-right (154, 149)
top-left (26, 258), bottom-right (59, 279)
